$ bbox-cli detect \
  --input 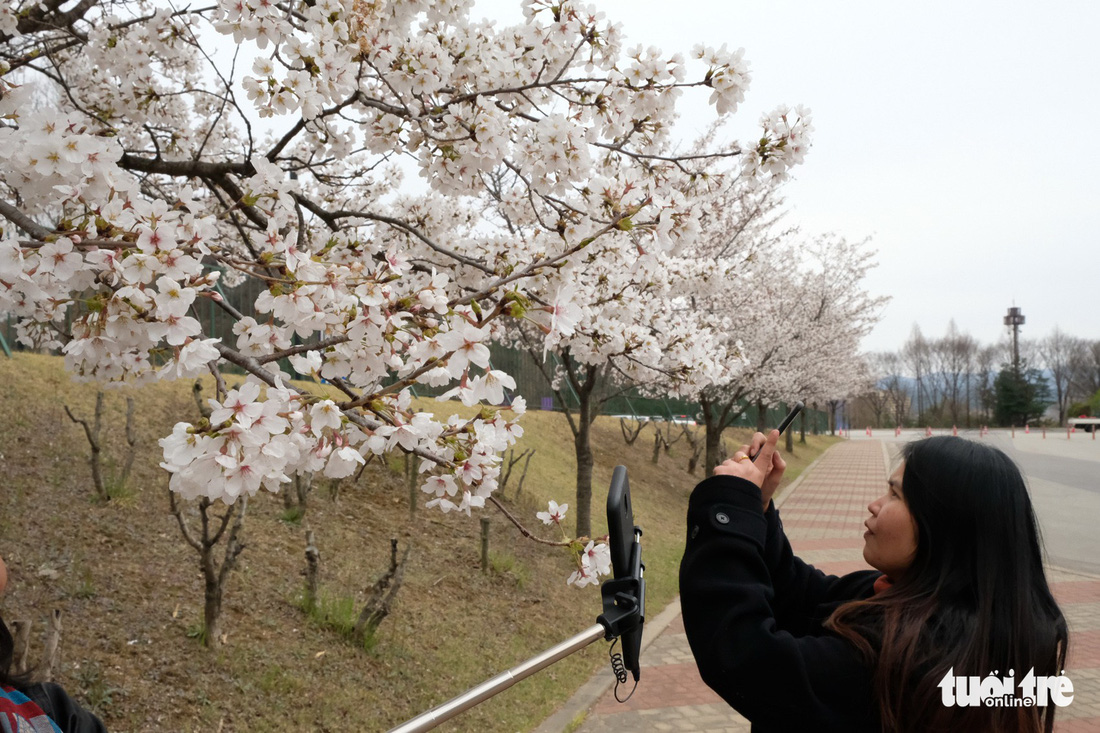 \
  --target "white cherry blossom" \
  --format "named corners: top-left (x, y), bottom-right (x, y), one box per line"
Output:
top-left (537, 501), bottom-right (569, 526)
top-left (1, 0), bottom-right (810, 585)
